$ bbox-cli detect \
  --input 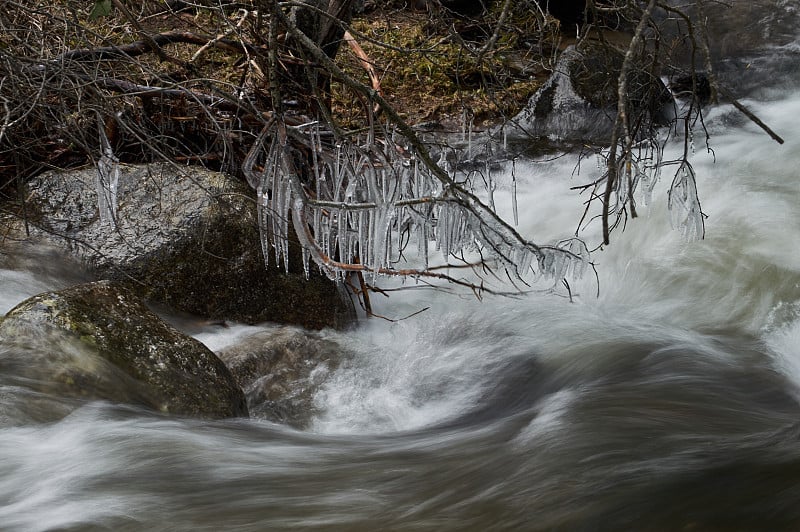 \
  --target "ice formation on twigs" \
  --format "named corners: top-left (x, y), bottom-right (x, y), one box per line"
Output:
top-left (245, 121), bottom-right (589, 288)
